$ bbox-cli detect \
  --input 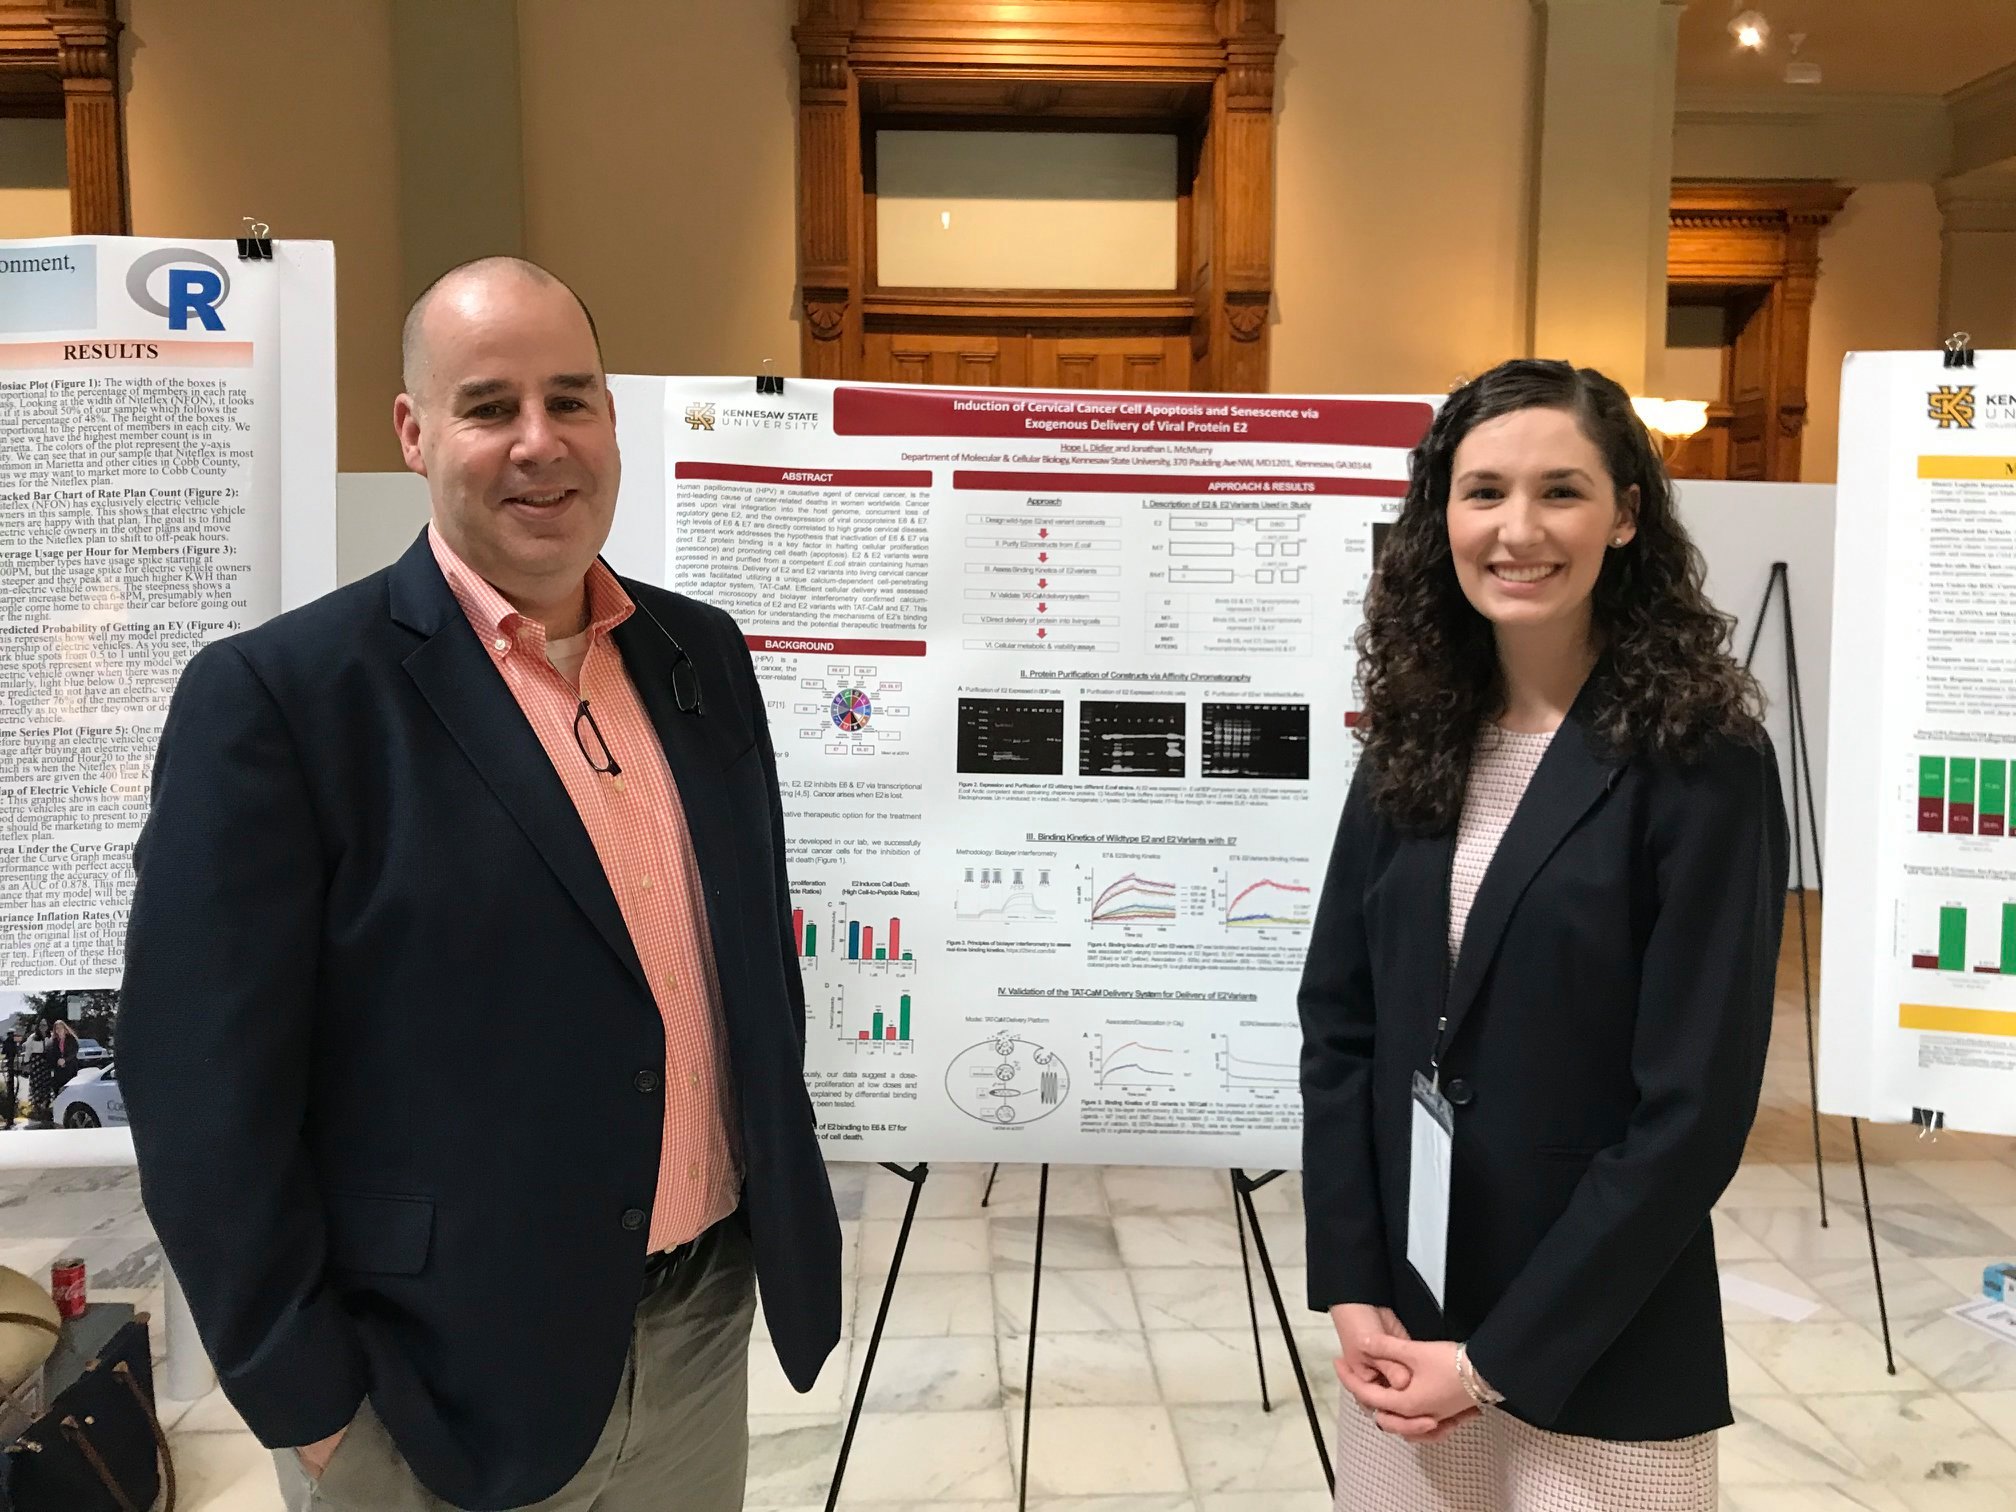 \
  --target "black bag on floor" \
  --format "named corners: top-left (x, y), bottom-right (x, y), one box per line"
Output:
top-left (0, 1313), bottom-right (175, 1512)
